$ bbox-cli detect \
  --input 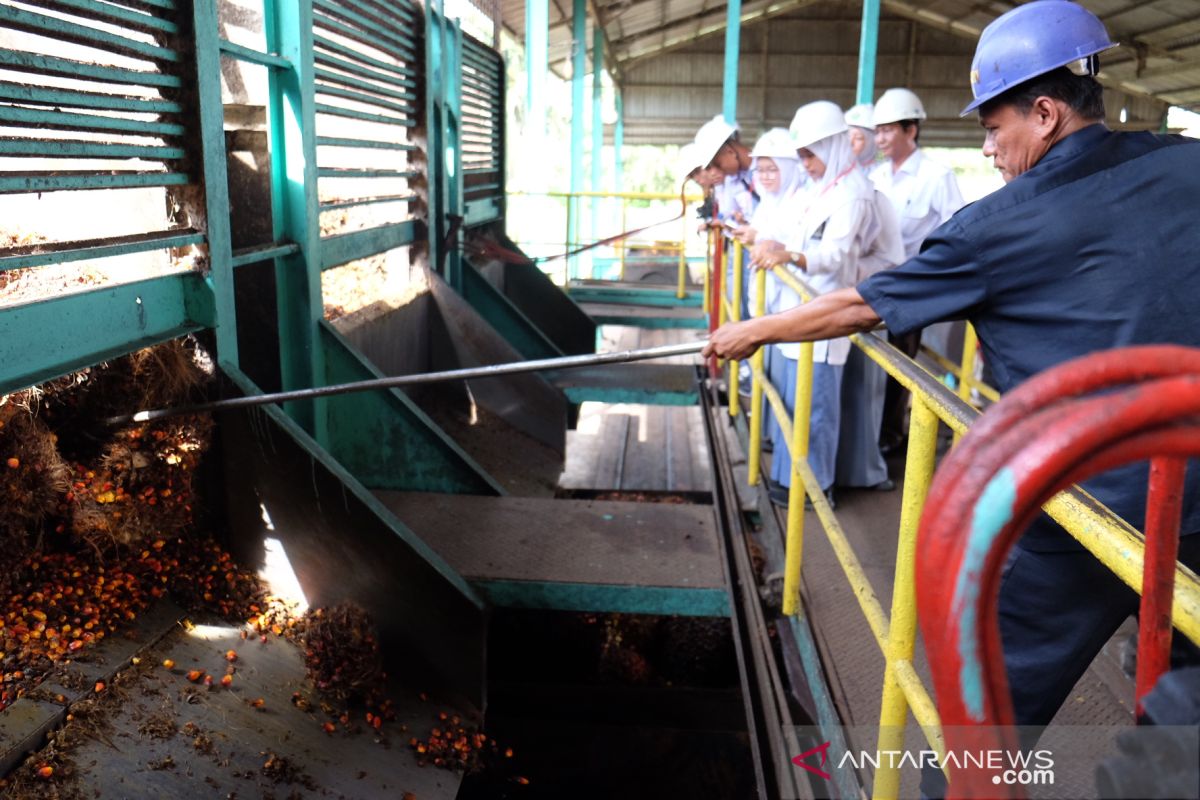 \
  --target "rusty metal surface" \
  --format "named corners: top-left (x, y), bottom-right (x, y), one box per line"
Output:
top-left (374, 492), bottom-right (723, 590)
